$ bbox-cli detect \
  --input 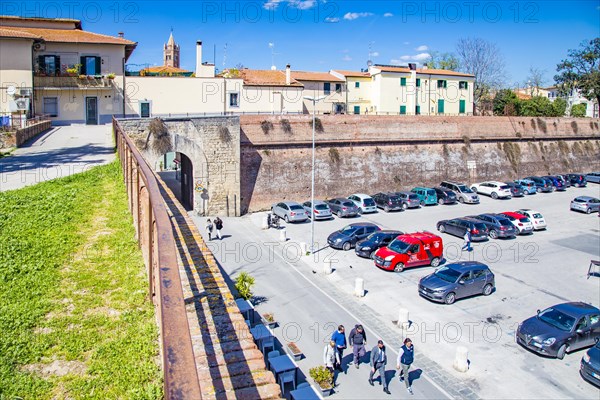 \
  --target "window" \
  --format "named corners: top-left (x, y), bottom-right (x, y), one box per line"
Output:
top-left (80, 56), bottom-right (101, 75)
top-left (229, 92), bottom-right (239, 107)
top-left (437, 99), bottom-right (445, 114)
top-left (400, 77), bottom-right (407, 86)
top-left (400, 105), bottom-right (406, 115)
top-left (324, 82), bottom-right (331, 95)
top-left (471, 270), bottom-right (487, 279)
top-left (459, 81), bottom-right (468, 90)
top-left (38, 55), bottom-right (60, 76)
top-left (415, 105), bottom-right (421, 115)
top-left (459, 99), bottom-right (466, 114)
top-left (353, 105), bottom-right (360, 114)
top-left (416, 78), bottom-right (421, 87)
top-left (140, 101), bottom-right (151, 118)
top-left (43, 97), bottom-right (58, 117)
top-left (437, 80), bottom-right (447, 89)
top-left (335, 83), bottom-right (342, 93)
top-left (355, 81), bottom-right (360, 88)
